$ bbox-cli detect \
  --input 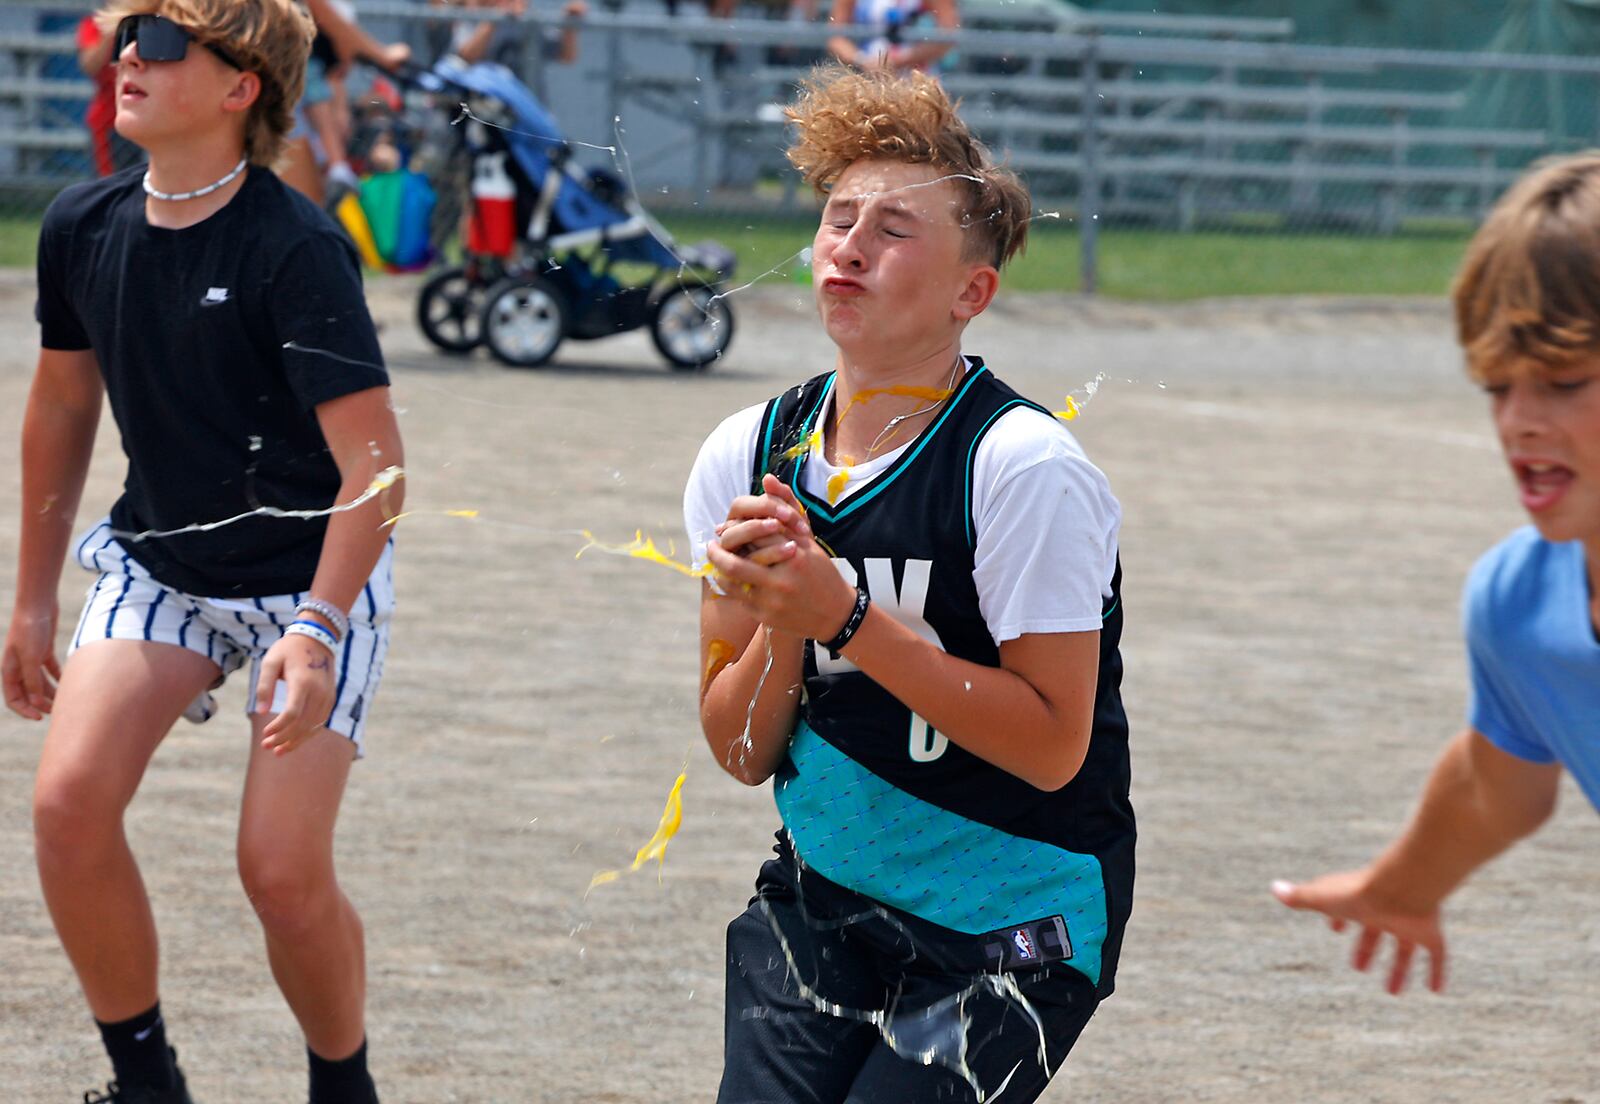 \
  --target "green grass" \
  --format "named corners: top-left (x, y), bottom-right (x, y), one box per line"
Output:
top-left (660, 213), bottom-right (1473, 300)
top-left (0, 218), bottom-right (38, 269)
top-left (0, 211), bottom-right (1473, 299)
